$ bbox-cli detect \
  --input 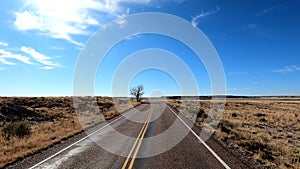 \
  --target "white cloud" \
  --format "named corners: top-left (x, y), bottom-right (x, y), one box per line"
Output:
top-left (20, 46), bottom-right (59, 67)
top-left (116, 17), bottom-right (128, 28)
top-left (14, 11), bottom-right (41, 31)
top-left (14, 11), bottom-right (86, 46)
top-left (86, 18), bottom-right (100, 26)
top-left (41, 66), bottom-right (55, 70)
top-left (0, 49), bottom-right (33, 65)
top-left (126, 8), bottom-right (130, 14)
top-left (14, 0), bottom-right (151, 46)
top-left (273, 65), bottom-right (300, 73)
top-left (0, 58), bottom-right (15, 65)
top-left (0, 41), bottom-right (8, 47)
top-left (191, 7), bottom-right (220, 28)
